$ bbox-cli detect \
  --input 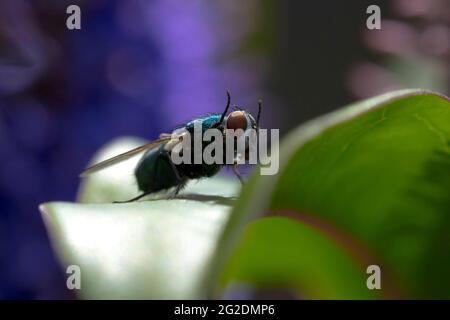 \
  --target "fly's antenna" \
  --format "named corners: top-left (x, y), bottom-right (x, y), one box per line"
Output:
top-left (256, 99), bottom-right (262, 127)
top-left (219, 90), bottom-right (231, 124)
